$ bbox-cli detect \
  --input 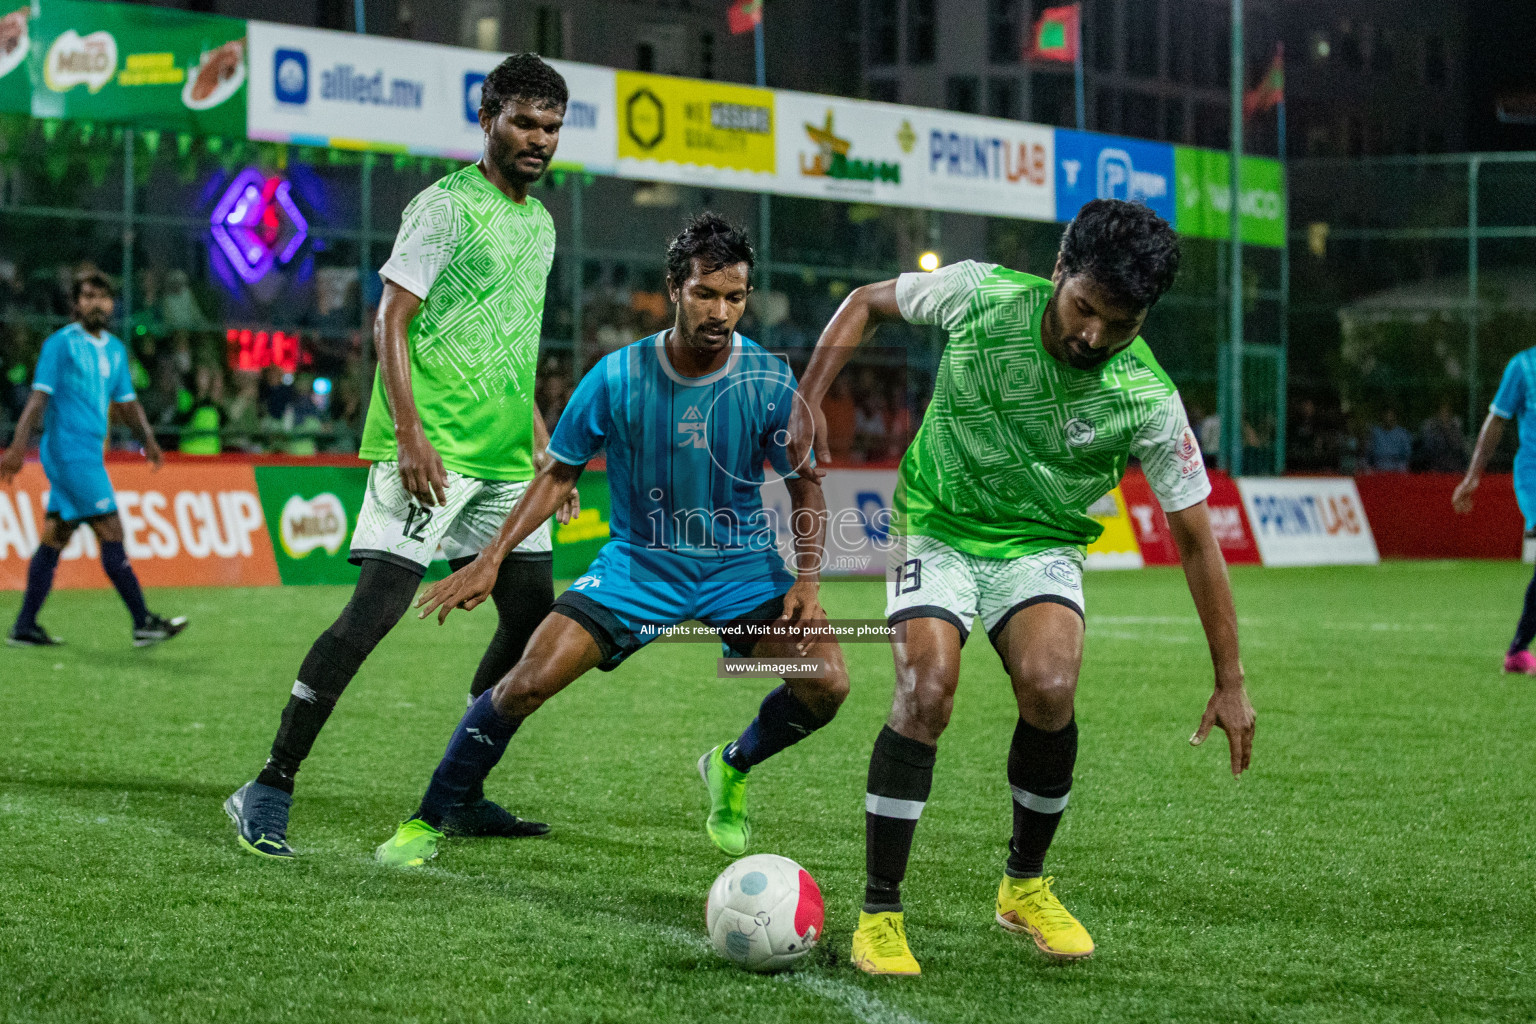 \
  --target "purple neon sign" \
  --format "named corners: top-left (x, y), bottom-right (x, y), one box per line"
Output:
top-left (210, 168), bottom-right (309, 284)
